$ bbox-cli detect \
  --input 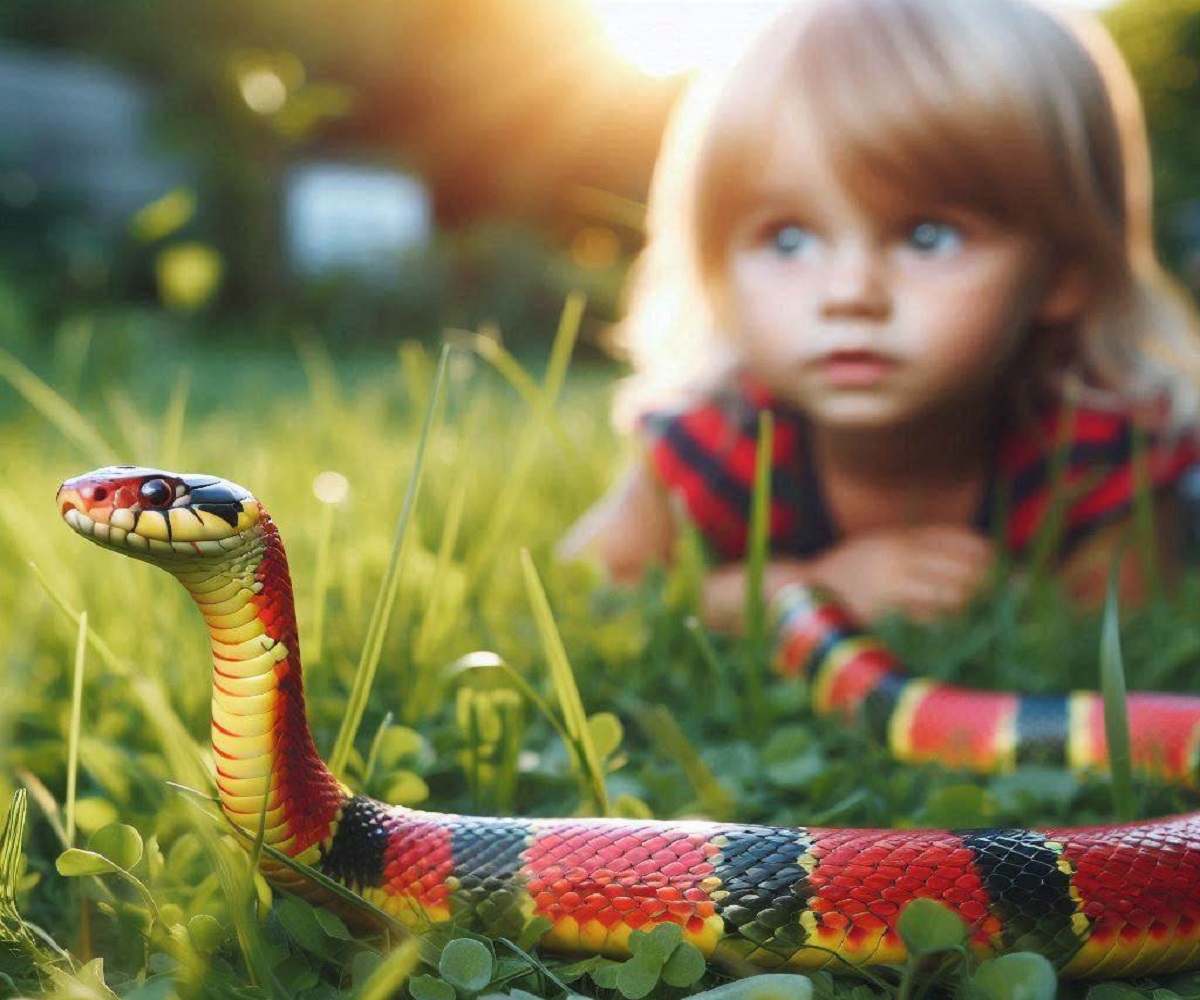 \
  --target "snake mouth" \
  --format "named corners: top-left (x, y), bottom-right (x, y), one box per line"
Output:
top-left (59, 495), bottom-right (148, 554)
